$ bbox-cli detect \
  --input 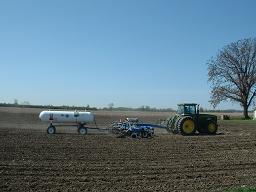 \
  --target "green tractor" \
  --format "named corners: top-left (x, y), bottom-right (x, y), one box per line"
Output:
top-left (166, 103), bottom-right (218, 135)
